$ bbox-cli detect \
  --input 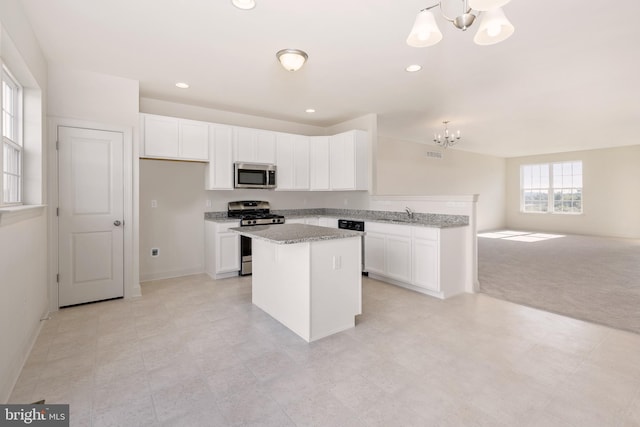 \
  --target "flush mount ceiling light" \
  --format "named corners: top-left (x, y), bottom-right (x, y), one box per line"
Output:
top-left (175, 82), bottom-right (189, 89)
top-left (231, 0), bottom-right (256, 10)
top-left (305, 108), bottom-right (316, 113)
top-left (405, 64), bottom-right (423, 72)
top-left (407, 0), bottom-right (514, 47)
top-left (276, 49), bottom-right (308, 72)
top-left (434, 120), bottom-right (461, 148)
